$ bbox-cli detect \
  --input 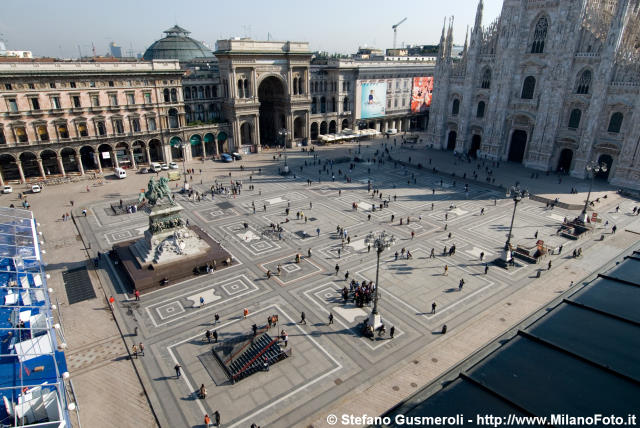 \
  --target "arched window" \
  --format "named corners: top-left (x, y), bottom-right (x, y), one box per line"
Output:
top-left (185, 88), bottom-right (191, 100)
top-left (243, 79), bottom-right (249, 98)
top-left (323, 81), bottom-right (327, 91)
top-left (476, 101), bottom-right (486, 118)
top-left (332, 97), bottom-right (336, 112)
top-left (311, 97), bottom-right (317, 114)
top-left (481, 69), bottom-right (491, 89)
top-left (452, 99), bottom-right (460, 115)
top-left (531, 17), bottom-right (548, 54)
top-left (521, 76), bottom-right (536, 99)
top-left (607, 112), bottom-right (623, 133)
top-left (293, 77), bottom-right (298, 95)
top-left (343, 97), bottom-right (349, 112)
top-left (191, 87), bottom-right (197, 99)
top-left (205, 86), bottom-right (211, 98)
top-left (298, 78), bottom-right (304, 95)
top-left (212, 86), bottom-right (218, 97)
top-left (198, 86), bottom-right (204, 99)
top-left (320, 96), bottom-right (326, 113)
top-left (568, 109), bottom-right (582, 129)
top-left (575, 70), bottom-right (591, 94)
top-left (0, 128), bottom-right (5, 145)
top-left (163, 88), bottom-right (170, 102)
top-left (96, 121), bottom-right (106, 136)
top-left (170, 88), bottom-right (177, 103)
top-left (237, 80), bottom-right (244, 98)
